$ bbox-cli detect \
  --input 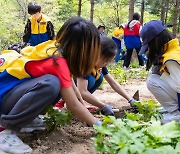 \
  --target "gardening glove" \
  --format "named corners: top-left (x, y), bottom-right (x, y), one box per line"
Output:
top-left (94, 119), bottom-right (102, 126)
top-left (128, 98), bottom-right (138, 109)
top-left (177, 93), bottom-right (180, 111)
top-left (101, 104), bottom-right (114, 116)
